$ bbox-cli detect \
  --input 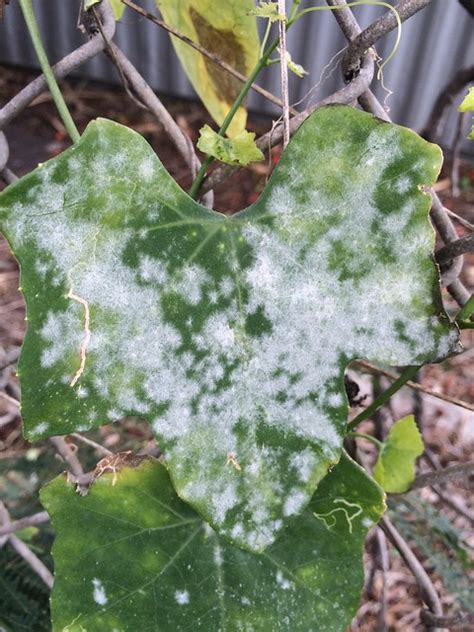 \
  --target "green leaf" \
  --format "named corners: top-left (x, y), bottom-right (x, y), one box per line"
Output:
top-left (459, 88), bottom-right (474, 139)
top-left (248, 1), bottom-right (286, 22)
top-left (84, 0), bottom-right (125, 20)
top-left (373, 415), bottom-right (424, 493)
top-left (0, 106), bottom-right (458, 552)
top-left (197, 124), bottom-right (264, 165)
top-left (459, 87), bottom-right (474, 112)
top-left (41, 453), bottom-right (385, 632)
top-left (156, 0), bottom-right (260, 136)
top-left (280, 50), bottom-right (308, 78)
